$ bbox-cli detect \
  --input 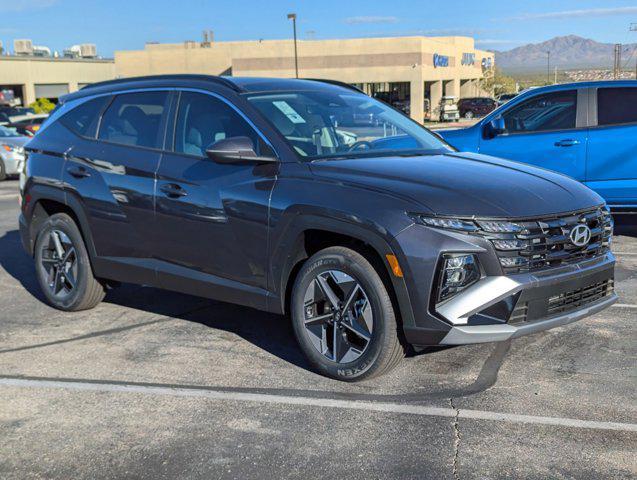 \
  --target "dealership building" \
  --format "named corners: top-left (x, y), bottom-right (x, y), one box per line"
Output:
top-left (1, 35), bottom-right (494, 124)
top-left (0, 55), bottom-right (115, 106)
